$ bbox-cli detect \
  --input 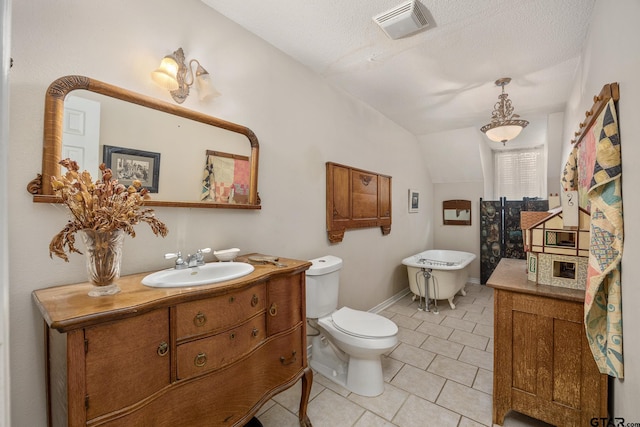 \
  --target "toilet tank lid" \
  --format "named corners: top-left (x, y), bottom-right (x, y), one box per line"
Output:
top-left (306, 255), bottom-right (343, 275)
